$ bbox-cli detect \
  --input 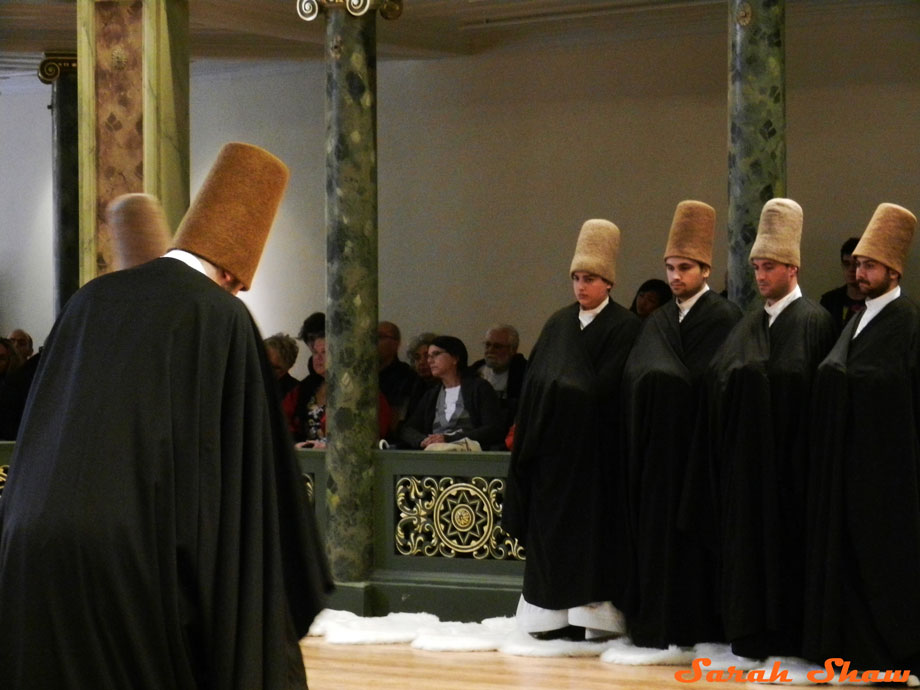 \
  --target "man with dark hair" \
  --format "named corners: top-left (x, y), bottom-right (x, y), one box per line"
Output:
top-left (378, 320), bottom-right (421, 429)
top-left (0, 143), bottom-right (332, 689)
top-left (708, 199), bottom-right (835, 661)
top-left (804, 203), bottom-right (920, 680)
top-left (621, 200), bottom-right (741, 651)
top-left (819, 236), bottom-right (864, 331)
